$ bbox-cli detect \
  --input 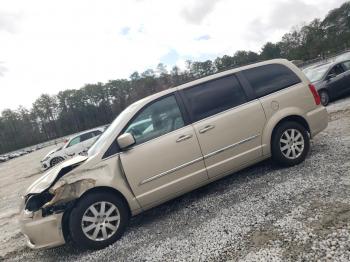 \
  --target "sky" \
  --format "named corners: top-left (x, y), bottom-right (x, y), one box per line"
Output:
top-left (0, 0), bottom-right (347, 111)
